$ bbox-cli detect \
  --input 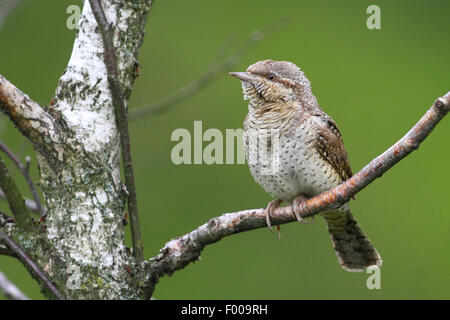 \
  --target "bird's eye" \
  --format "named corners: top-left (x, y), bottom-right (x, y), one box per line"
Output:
top-left (267, 73), bottom-right (275, 80)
